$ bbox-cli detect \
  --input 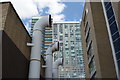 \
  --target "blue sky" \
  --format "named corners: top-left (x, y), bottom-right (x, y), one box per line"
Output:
top-left (62, 2), bottom-right (84, 21)
top-left (22, 2), bottom-right (85, 32)
top-left (0, 0), bottom-right (85, 33)
top-left (32, 2), bottom-right (85, 21)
